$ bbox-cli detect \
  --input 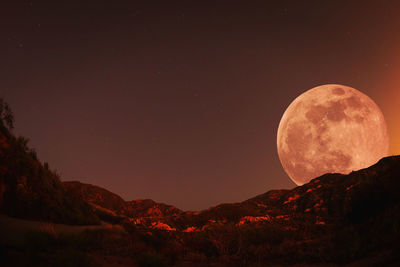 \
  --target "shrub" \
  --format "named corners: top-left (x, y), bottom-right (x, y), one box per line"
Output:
top-left (136, 251), bottom-right (168, 267)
